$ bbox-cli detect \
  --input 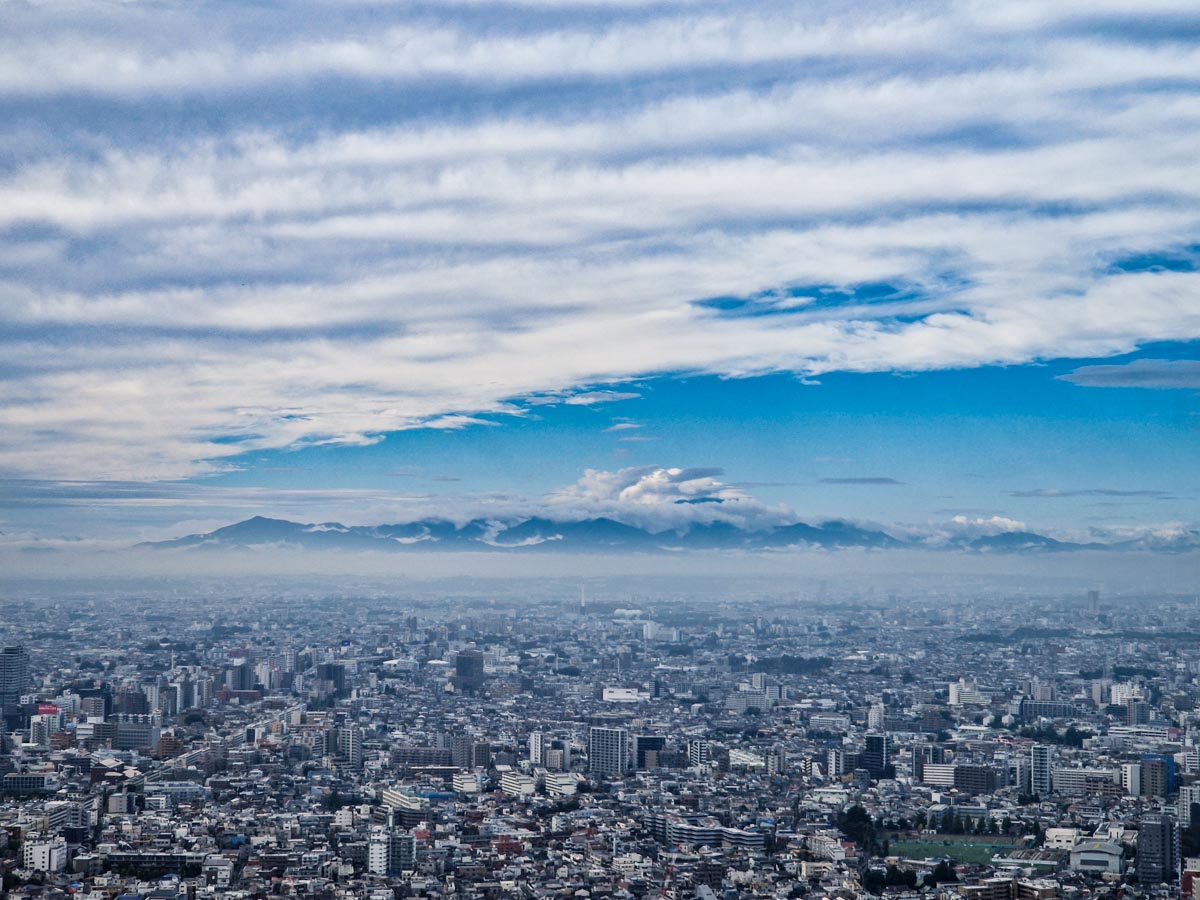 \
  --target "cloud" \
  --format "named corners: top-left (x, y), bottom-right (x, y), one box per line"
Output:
top-left (1058, 359), bottom-right (1200, 389)
top-left (1086, 521), bottom-right (1200, 546)
top-left (546, 465), bottom-right (793, 530)
top-left (561, 391), bottom-right (642, 406)
top-left (819, 477), bottom-right (905, 485)
top-left (422, 415), bottom-right (500, 430)
top-left (950, 515), bottom-right (1026, 534)
top-left (1, 1), bottom-right (1200, 481)
top-left (1011, 487), bottom-right (1172, 498)
top-left (603, 422), bottom-right (641, 432)
top-left (3, 468), bottom-right (1195, 557)
top-left (915, 514), bottom-right (1029, 545)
